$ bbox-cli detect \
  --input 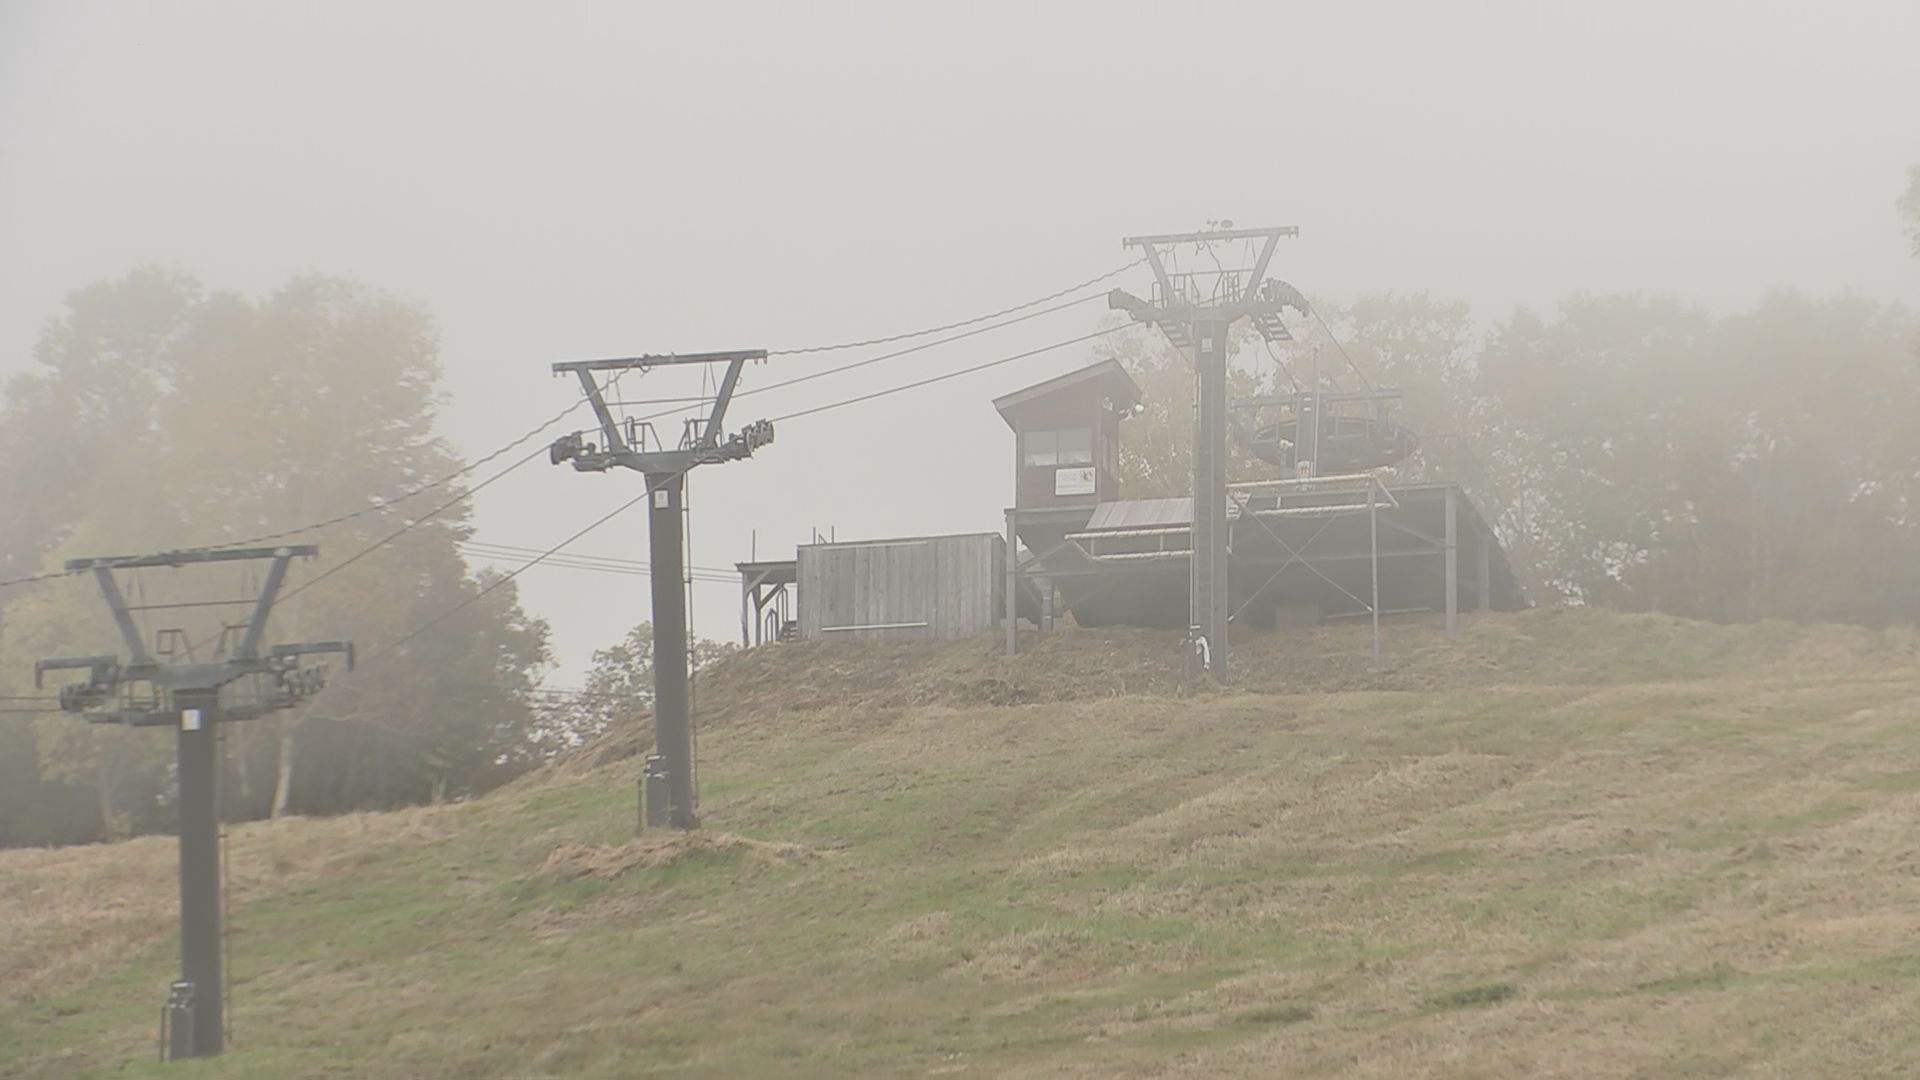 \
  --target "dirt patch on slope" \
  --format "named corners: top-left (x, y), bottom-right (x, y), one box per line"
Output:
top-left (533, 832), bottom-right (817, 881)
